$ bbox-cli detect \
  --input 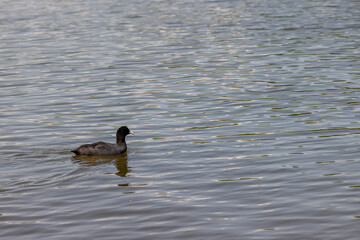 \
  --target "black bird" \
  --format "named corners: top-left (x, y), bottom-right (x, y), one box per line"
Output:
top-left (71, 126), bottom-right (133, 156)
